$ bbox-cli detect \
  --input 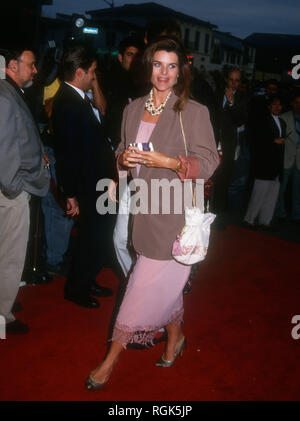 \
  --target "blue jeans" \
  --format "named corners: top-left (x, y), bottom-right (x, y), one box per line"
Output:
top-left (276, 163), bottom-right (300, 220)
top-left (41, 147), bottom-right (74, 266)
